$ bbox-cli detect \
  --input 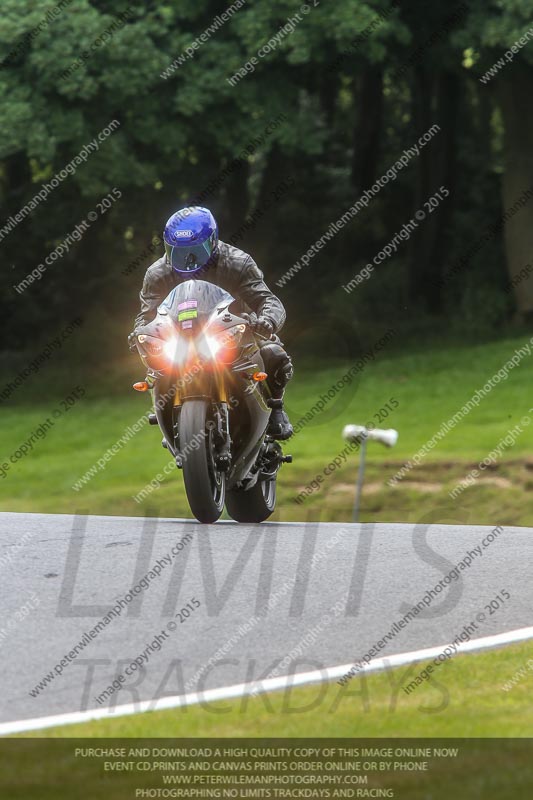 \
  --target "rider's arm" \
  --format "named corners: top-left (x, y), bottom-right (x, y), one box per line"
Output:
top-left (237, 258), bottom-right (286, 333)
top-left (134, 263), bottom-right (172, 331)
